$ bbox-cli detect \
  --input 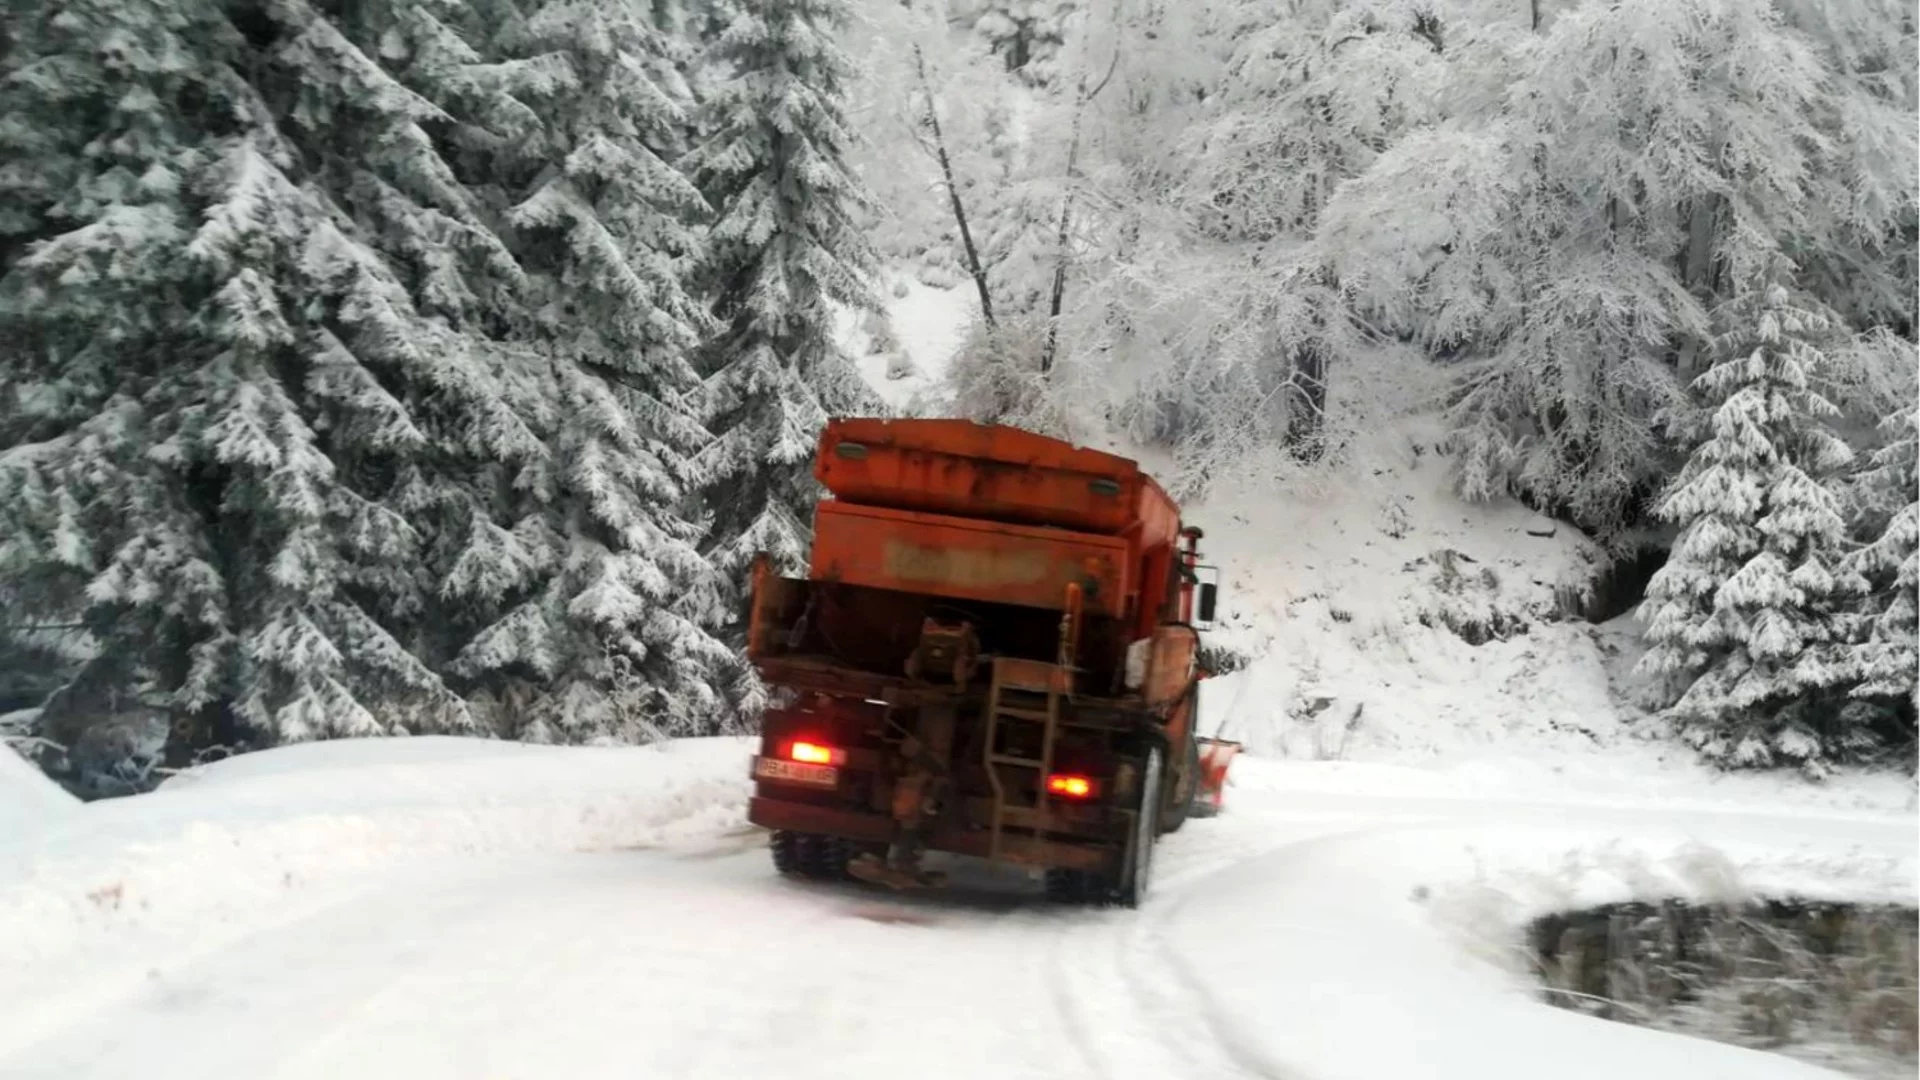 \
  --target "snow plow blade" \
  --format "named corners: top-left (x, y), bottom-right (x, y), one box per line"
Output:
top-left (1192, 737), bottom-right (1242, 817)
